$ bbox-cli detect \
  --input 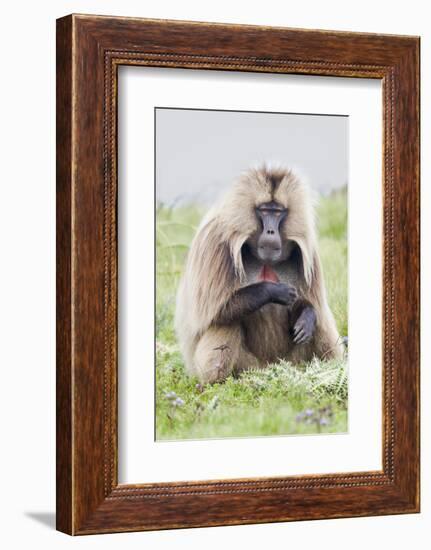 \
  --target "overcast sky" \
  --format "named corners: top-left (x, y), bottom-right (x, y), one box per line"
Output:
top-left (155, 108), bottom-right (348, 206)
